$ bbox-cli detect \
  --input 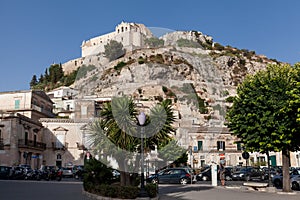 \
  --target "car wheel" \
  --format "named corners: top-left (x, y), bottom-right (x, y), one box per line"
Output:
top-left (291, 181), bottom-right (300, 190)
top-left (225, 175), bottom-right (232, 181)
top-left (202, 176), bottom-right (209, 181)
top-left (180, 178), bottom-right (188, 185)
top-left (151, 178), bottom-right (158, 184)
top-left (245, 175), bottom-right (250, 181)
top-left (273, 179), bottom-right (282, 188)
